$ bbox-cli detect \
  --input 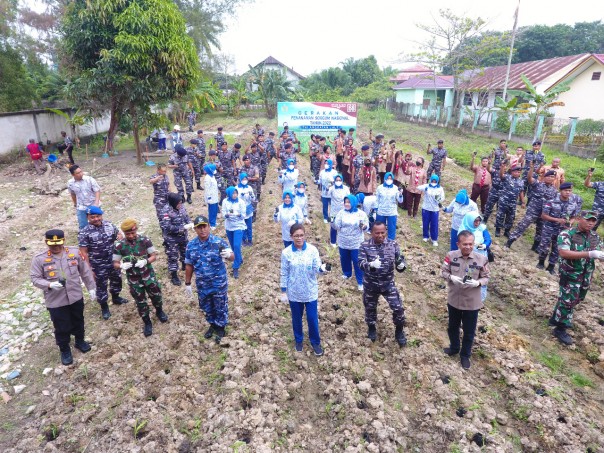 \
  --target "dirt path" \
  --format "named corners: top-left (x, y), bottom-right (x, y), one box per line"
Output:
top-left (0, 118), bottom-right (603, 452)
